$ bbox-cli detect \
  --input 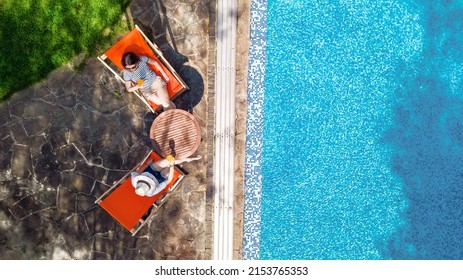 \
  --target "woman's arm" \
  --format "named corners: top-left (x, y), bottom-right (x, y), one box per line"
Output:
top-left (124, 80), bottom-right (141, 92)
top-left (148, 58), bottom-right (170, 83)
top-left (173, 155), bottom-right (202, 165)
top-left (164, 164), bottom-right (175, 185)
top-left (151, 158), bottom-right (174, 185)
